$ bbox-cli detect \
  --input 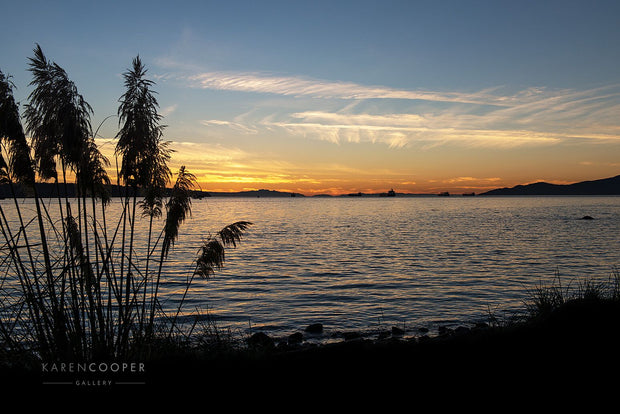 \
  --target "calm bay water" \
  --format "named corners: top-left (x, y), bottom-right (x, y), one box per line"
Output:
top-left (164, 195), bottom-right (620, 340)
top-left (3, 195), bottom-right (619, 342)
